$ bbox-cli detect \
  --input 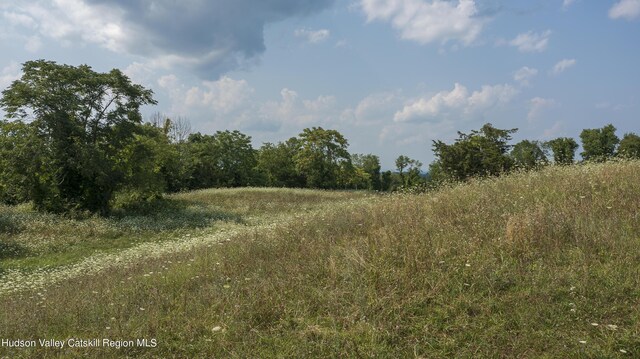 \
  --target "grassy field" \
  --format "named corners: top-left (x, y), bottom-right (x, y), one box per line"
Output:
top-left (1, 161), bottom-right (639, 358)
